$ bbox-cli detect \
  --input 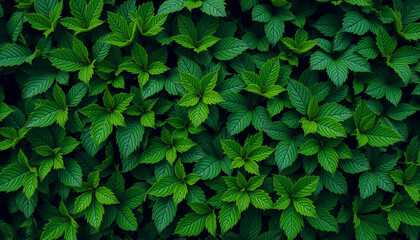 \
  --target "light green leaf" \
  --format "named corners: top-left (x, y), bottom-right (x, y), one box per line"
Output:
top-left (95, 186), bottom-right (119, 205)
top-left (85, 198), bottom-right (104, 230)
top-left (293, 197), bottom-right (317, 217)
top-left (280, 205), bottom-right (304, 239)
top-left (318, 147), bottom-right (339, 174)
